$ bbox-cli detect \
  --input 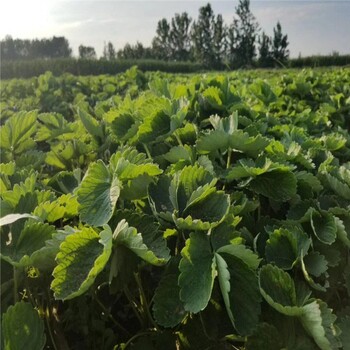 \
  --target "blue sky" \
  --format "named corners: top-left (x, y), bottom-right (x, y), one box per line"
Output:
top-left (1, 0), bottom-right (349, 58)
